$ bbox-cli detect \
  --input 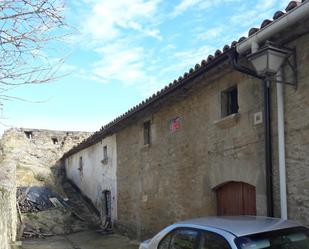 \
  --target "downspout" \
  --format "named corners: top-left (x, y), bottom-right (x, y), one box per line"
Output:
top-left (228, 44), bottom-right (274, 217)
top-left (276, 69), bottom-right (288, 219)
top-left (234, 1), bottom-right (309, 218)
top-left (251, 43), bottom-right (274, 218)
top-left (263, 78), bottom-right (274, 217)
